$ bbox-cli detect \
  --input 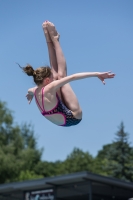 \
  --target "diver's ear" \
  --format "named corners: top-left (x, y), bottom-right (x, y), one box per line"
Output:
top-left (45, 77), bottom-right (50, 84)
